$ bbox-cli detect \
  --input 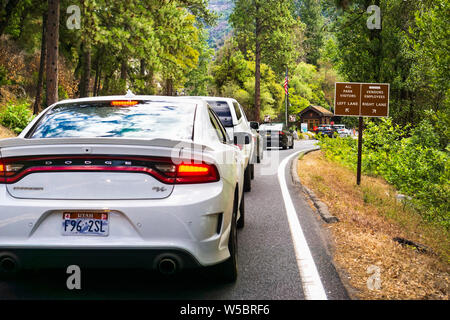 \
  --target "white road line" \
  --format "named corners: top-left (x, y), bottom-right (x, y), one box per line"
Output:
top-left (277, 150), bottom-right (328, 300)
